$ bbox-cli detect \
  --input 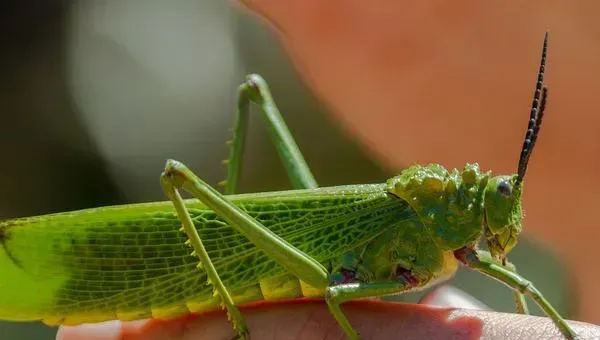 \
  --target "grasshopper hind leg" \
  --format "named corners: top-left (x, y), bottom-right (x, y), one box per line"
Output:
top-left (160, 160), bottom-right (330, 339)
top-left (159, 75), bottom-right (328, 339)
top-left (224, 74), bottom-right (318, 194)
top-left (160, 173), bottom-right (250, 339)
